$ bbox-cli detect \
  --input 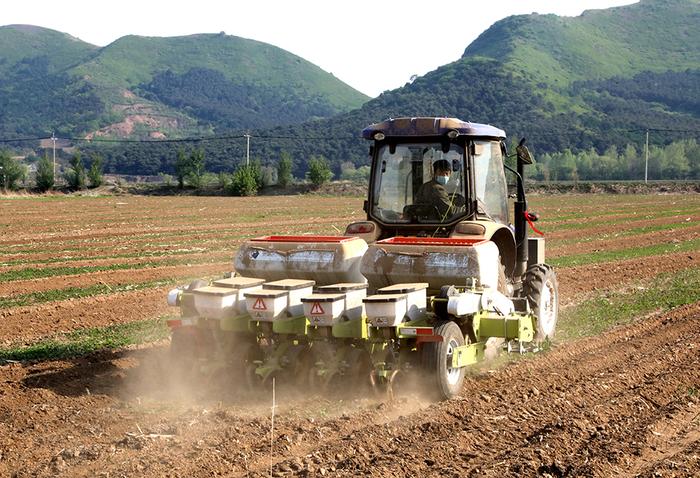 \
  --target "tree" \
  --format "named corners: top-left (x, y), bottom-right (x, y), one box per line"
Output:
top-left (684, 139), bottom-right (700, 179)
top-left (35, 153), bottom-right (55, 192)
top-left (186, 148), bottom-right (206, 189)
top-left (64, 152), bottom-right (87, 190)
top-left (174, 148), bottom-right (189, 189)
top-left (622, 144), bottom-right (640, 179)
top-left (661, 141), bottom-right (689, 179)
top-left (307, 155), bottom-right (333, 186)
top-left (0, 150), bottom-right (25, 191)
top-left (277, 151), bottom-right (293, 188)
top-left (88, 153), bottom-right (104, 188)
top-left (340, 163), bottom-right (371, 182)
top-left (250, 159), bottom-right (264, 190)
top-left (227, 165), bottom-right (258, 196)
